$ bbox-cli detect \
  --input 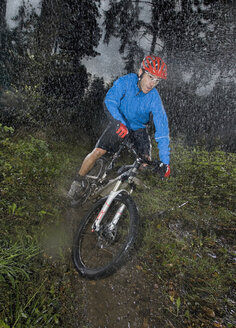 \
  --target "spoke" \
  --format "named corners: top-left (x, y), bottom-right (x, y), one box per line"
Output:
top-left (77, 198), bottom-right (131, 270)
